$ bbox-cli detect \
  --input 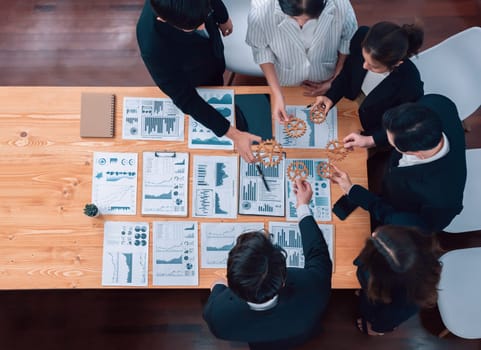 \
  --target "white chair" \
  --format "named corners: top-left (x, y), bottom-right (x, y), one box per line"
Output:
top-left (444, 149), bottom-right (481, 233)
top-left (223, 0), bottom-right (263, 79)
top-left (411, 27), bottom-right (481, 120)
top-left (438, 247), bottom-right (481, 339)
